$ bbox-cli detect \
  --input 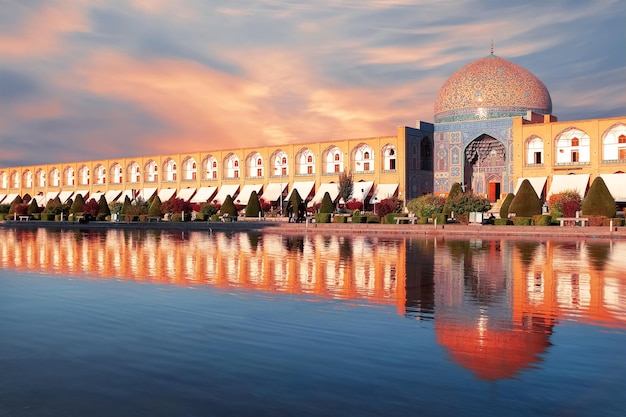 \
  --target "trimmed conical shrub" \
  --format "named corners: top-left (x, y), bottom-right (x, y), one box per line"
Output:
top-left (121, 196), bottom-right (132, 214)
top-left (443, 182), bottom-right (462, 216)
top-left (98, 195), bottom-right (111, 217)
top-left (320, 192), bottom-right (334, 214)
top-left (27, 198), bottom-right (42, 214)
top-left (8, 195), bottom-right (23, 214)
top-left (582, 176), bottom-right (616, 218)
top-left (148, 196), bottom-right (162, 217)
top-left (70, 194), bottom-right (85, 214)
top-left (499, 193), bottom-right (515, 219)
top-left (220, 195), bottom-right (237, 216)
top-left (508, 179), bottom-right (542, 217)
top-left (45, 196), bottom-right (62, 214)
top-left (245, 191), bottom-right (263, 217)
